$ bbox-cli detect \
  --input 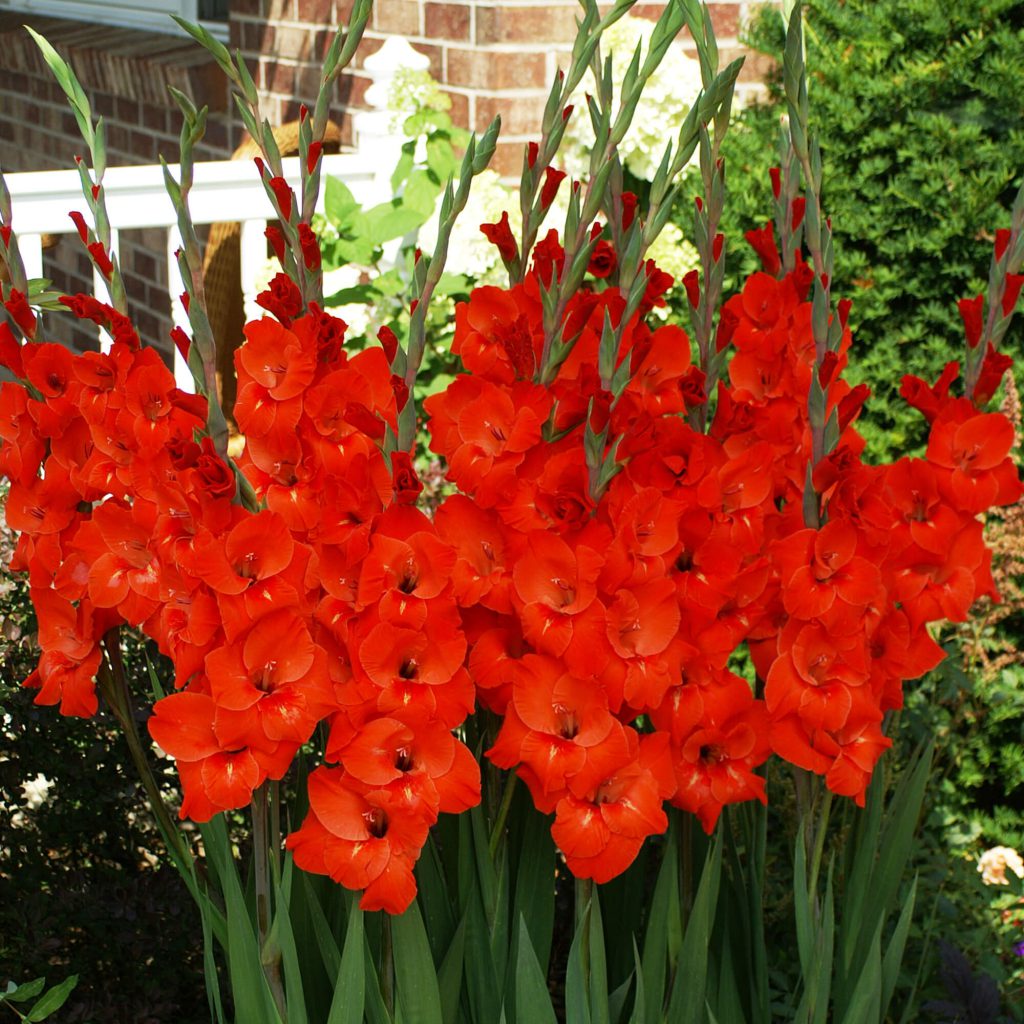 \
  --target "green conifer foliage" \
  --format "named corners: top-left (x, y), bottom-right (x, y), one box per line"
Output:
top-left (703, 0), bottom-right (1024, 459)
